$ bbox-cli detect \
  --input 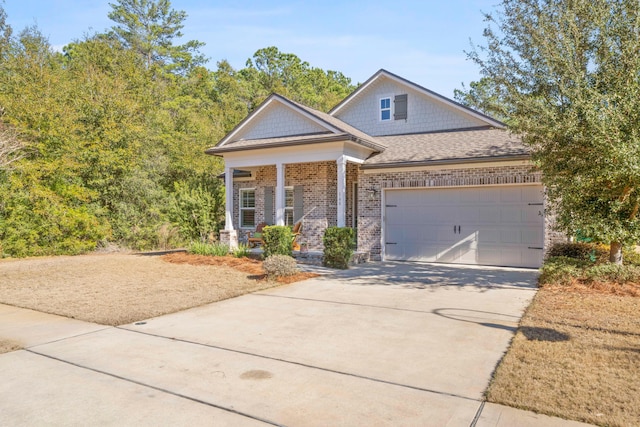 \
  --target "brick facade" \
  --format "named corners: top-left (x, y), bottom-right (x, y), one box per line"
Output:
top-left (356, 164), bottom-right (565, 260)
top-left (232, 161), bottom-right (358, 249)
top-left (232, 161), bottom-right (566, 259)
